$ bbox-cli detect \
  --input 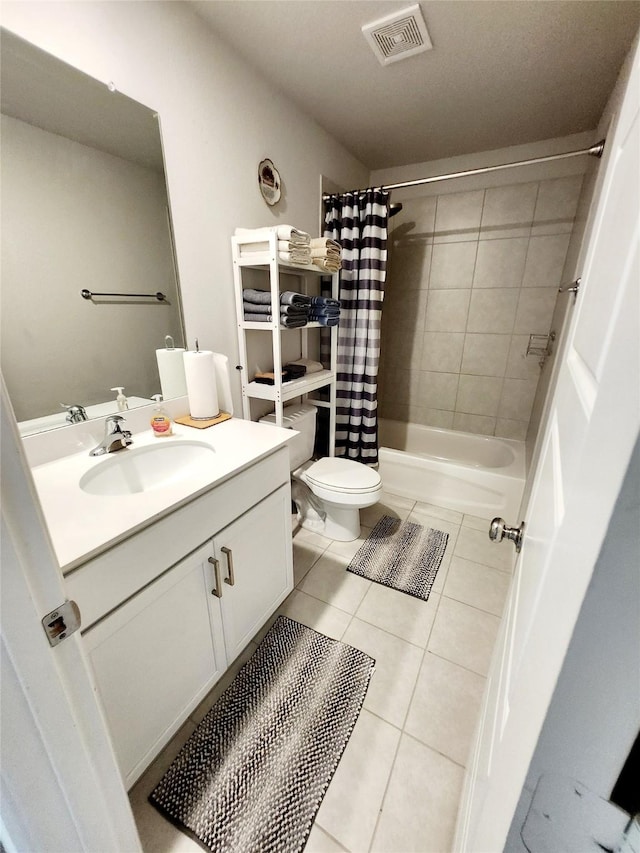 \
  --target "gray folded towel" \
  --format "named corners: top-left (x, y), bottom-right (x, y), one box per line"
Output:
top-left (310, 296), bottom-right (340, 308)
top-left (312, 315), bottom-right (340, 327)
top-left (243, 288), bottom-right (272, 305)
top-left (243, 312), bottom-right (308, 328)
top-left (244, 301), bottom-right (307, 317)
top-left (280, 315), bottom-right (308, 328)
top-left (310, 308), bottom-right (340, 318)
top-left (243, 289), bottom-right (312, 307)
top-left (280, 290), bottom-right (312, 306)
top-left (243, 313), bottom-right (272, 322)
top-left (242, 301), bottom-right (271, 314)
